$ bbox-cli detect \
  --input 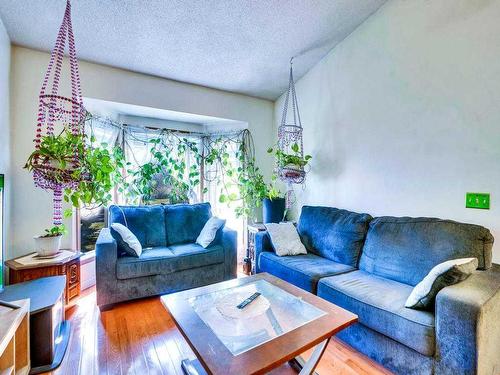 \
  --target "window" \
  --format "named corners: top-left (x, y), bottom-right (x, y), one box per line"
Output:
top-left (78, 115), bottom-right (247, 262)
